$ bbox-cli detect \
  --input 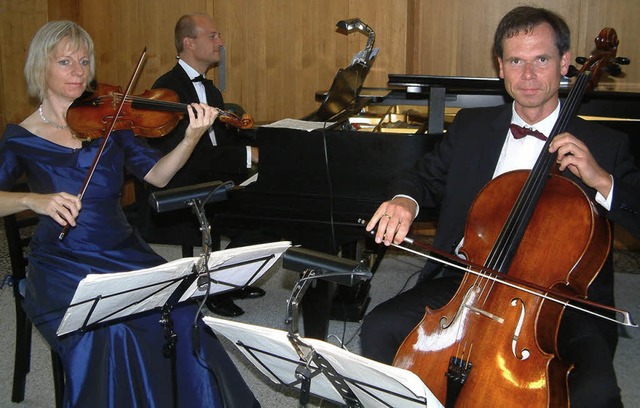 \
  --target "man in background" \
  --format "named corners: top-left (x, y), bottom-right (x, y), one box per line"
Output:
top-left (136, 13), bottom-right (263, 317)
